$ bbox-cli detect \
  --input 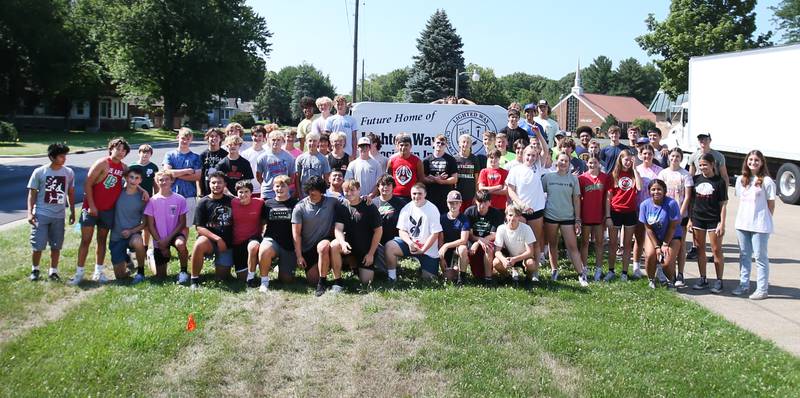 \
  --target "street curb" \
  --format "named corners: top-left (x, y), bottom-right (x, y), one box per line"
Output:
top-left (0, 141), bottom-right (176, 159)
